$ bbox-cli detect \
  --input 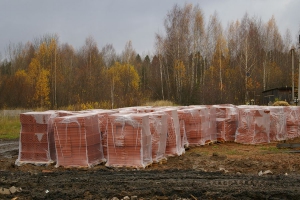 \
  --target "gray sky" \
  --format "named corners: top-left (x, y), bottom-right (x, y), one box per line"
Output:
top-left (1, 0), bottom-right (300, 59)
